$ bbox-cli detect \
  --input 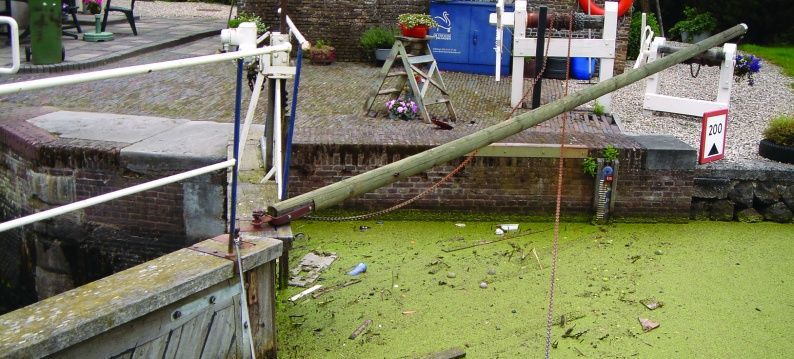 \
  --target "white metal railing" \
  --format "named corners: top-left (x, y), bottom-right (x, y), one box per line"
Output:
top-left (0, 22), bottom-right (297, 234)
top-left (0, 16), bottom-right (20, 74)
top-left (0, 160), bottom-right (235, 233)
top-left (0, 44), bottom-right (291, 95)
